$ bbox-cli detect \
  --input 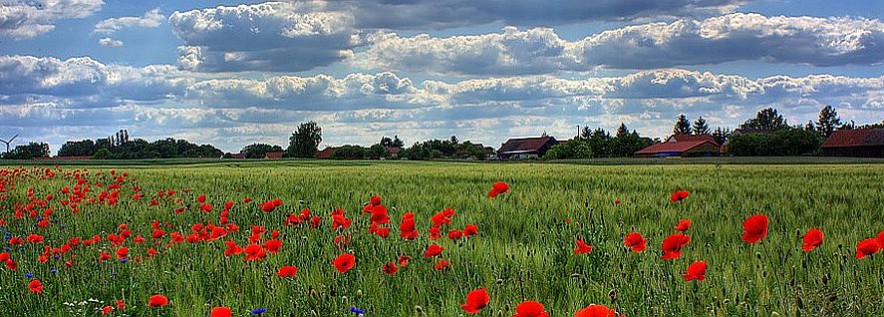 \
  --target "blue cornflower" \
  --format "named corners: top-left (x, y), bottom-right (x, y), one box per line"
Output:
top-left (50, 269), bottom-right (58, 274)
top-left (120, 258), bottom-right (129, 263)
top-left (251, 308), bottom-right (267, 315)
top-left (24, 272), bottom-right (34, 278)
top-left (350, 307), bottom-right (366, 315)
